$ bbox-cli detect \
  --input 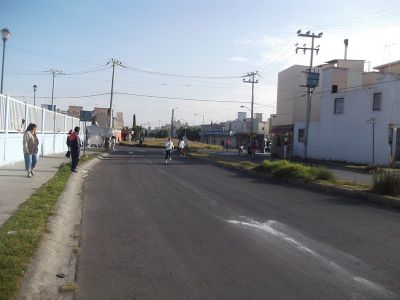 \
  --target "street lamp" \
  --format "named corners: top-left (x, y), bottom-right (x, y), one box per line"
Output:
top-left (194, 113), bottom-right (205, 125)
top-left (240, 105), bottom-right (251, 111)
top-left (1, 27), bottom-right (11, 94)
top-left (33, 84), bottom-right (37, 106)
